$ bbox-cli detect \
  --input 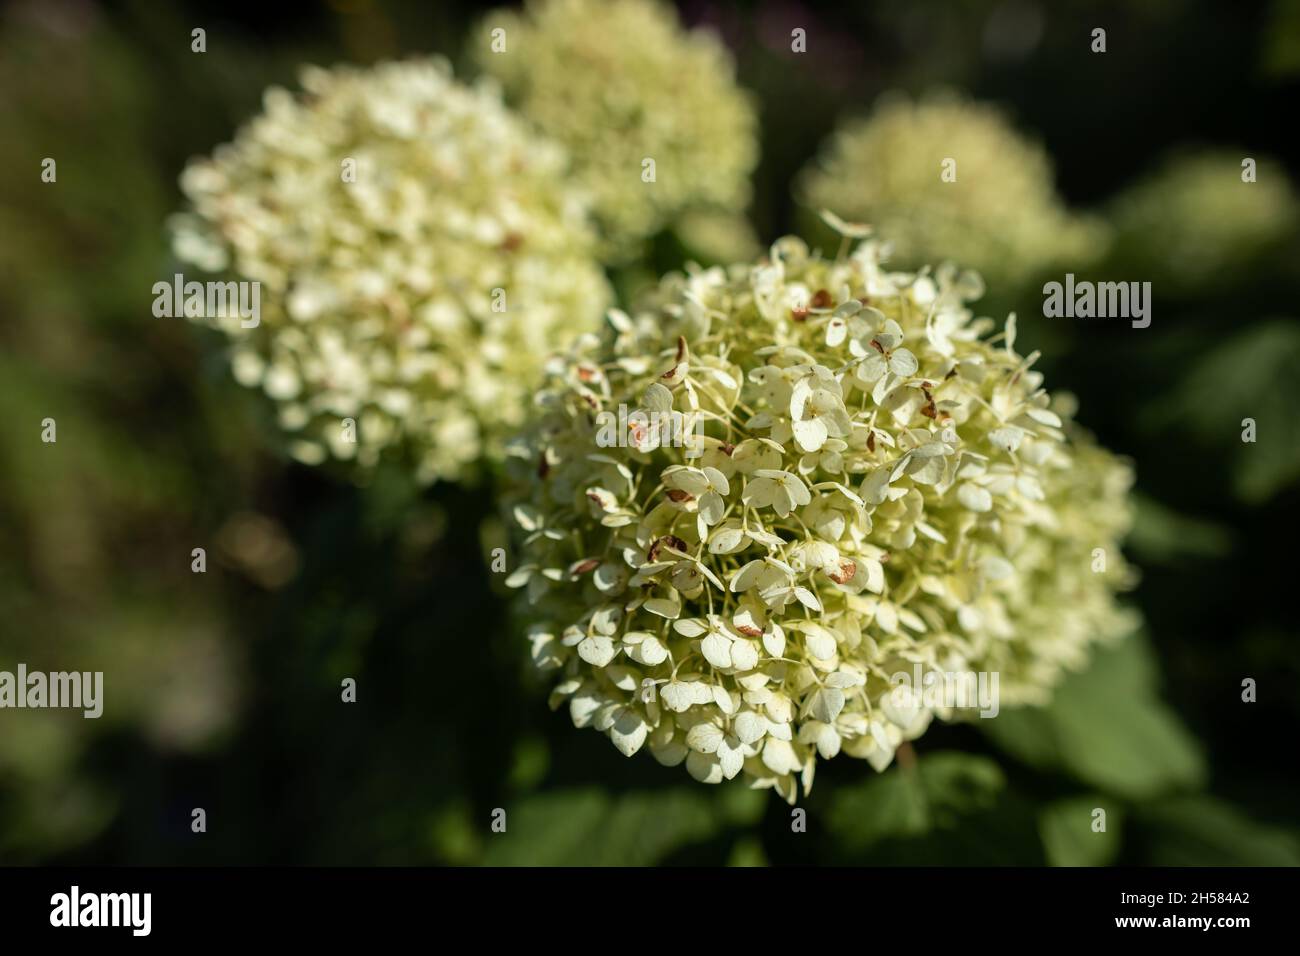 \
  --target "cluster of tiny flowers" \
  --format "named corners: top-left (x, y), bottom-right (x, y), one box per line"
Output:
top-left (475, 0), bottom-right (758, 260)
top-left (1106, 150), bottom-right (1297, 293)
top-left (798, 92), bottom-right (1105, 292)
top-left (171, 58), bottom-right (609, 484)
top-left (507, 227), bottom-right (1135, 801)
